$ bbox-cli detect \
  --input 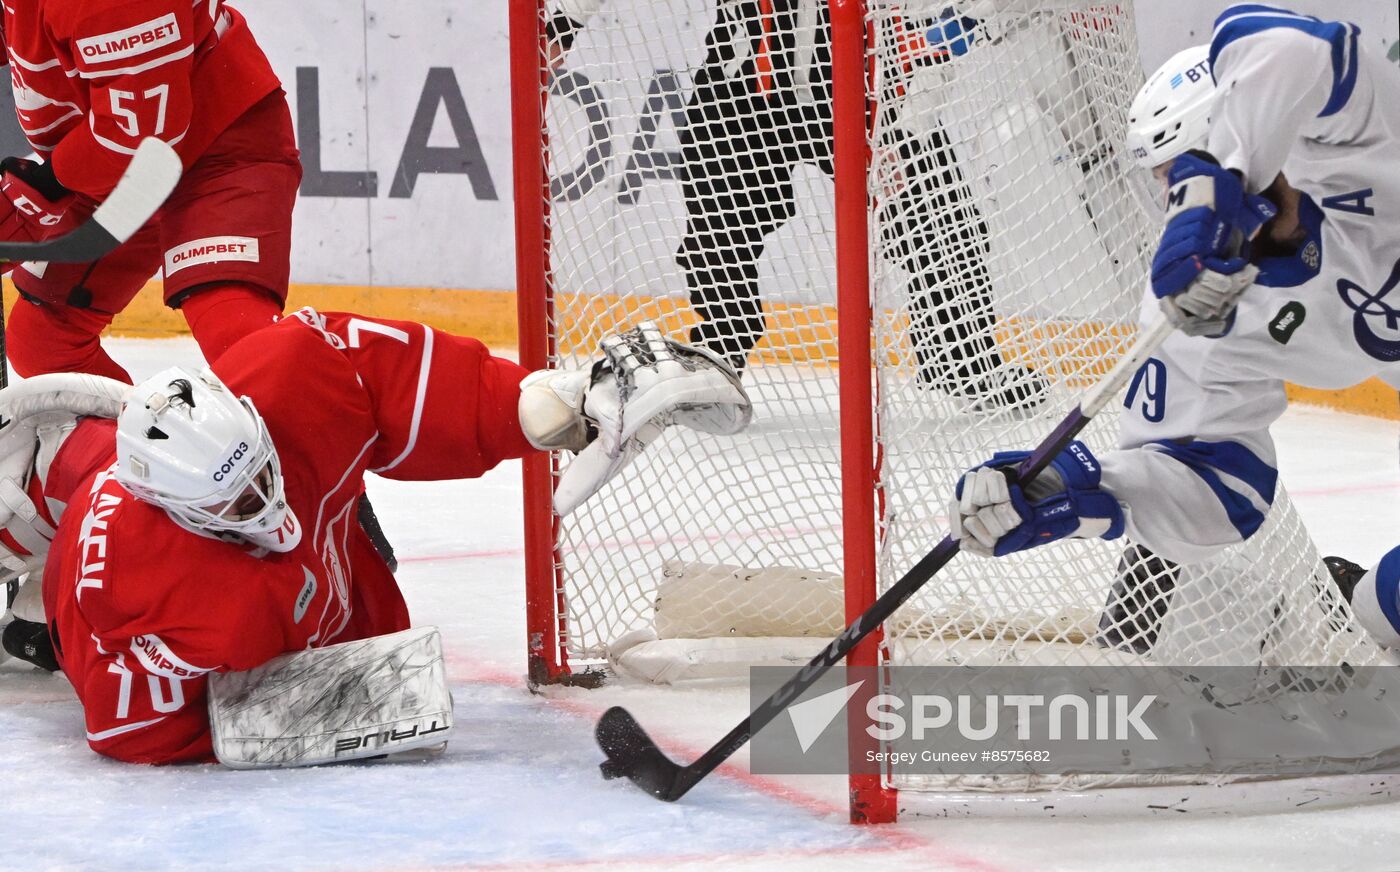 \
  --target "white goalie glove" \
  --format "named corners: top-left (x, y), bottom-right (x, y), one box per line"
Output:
top-left (518, 321), bottom-right (753, 516)
top-left (0, 373), bottom-right (130, 582)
